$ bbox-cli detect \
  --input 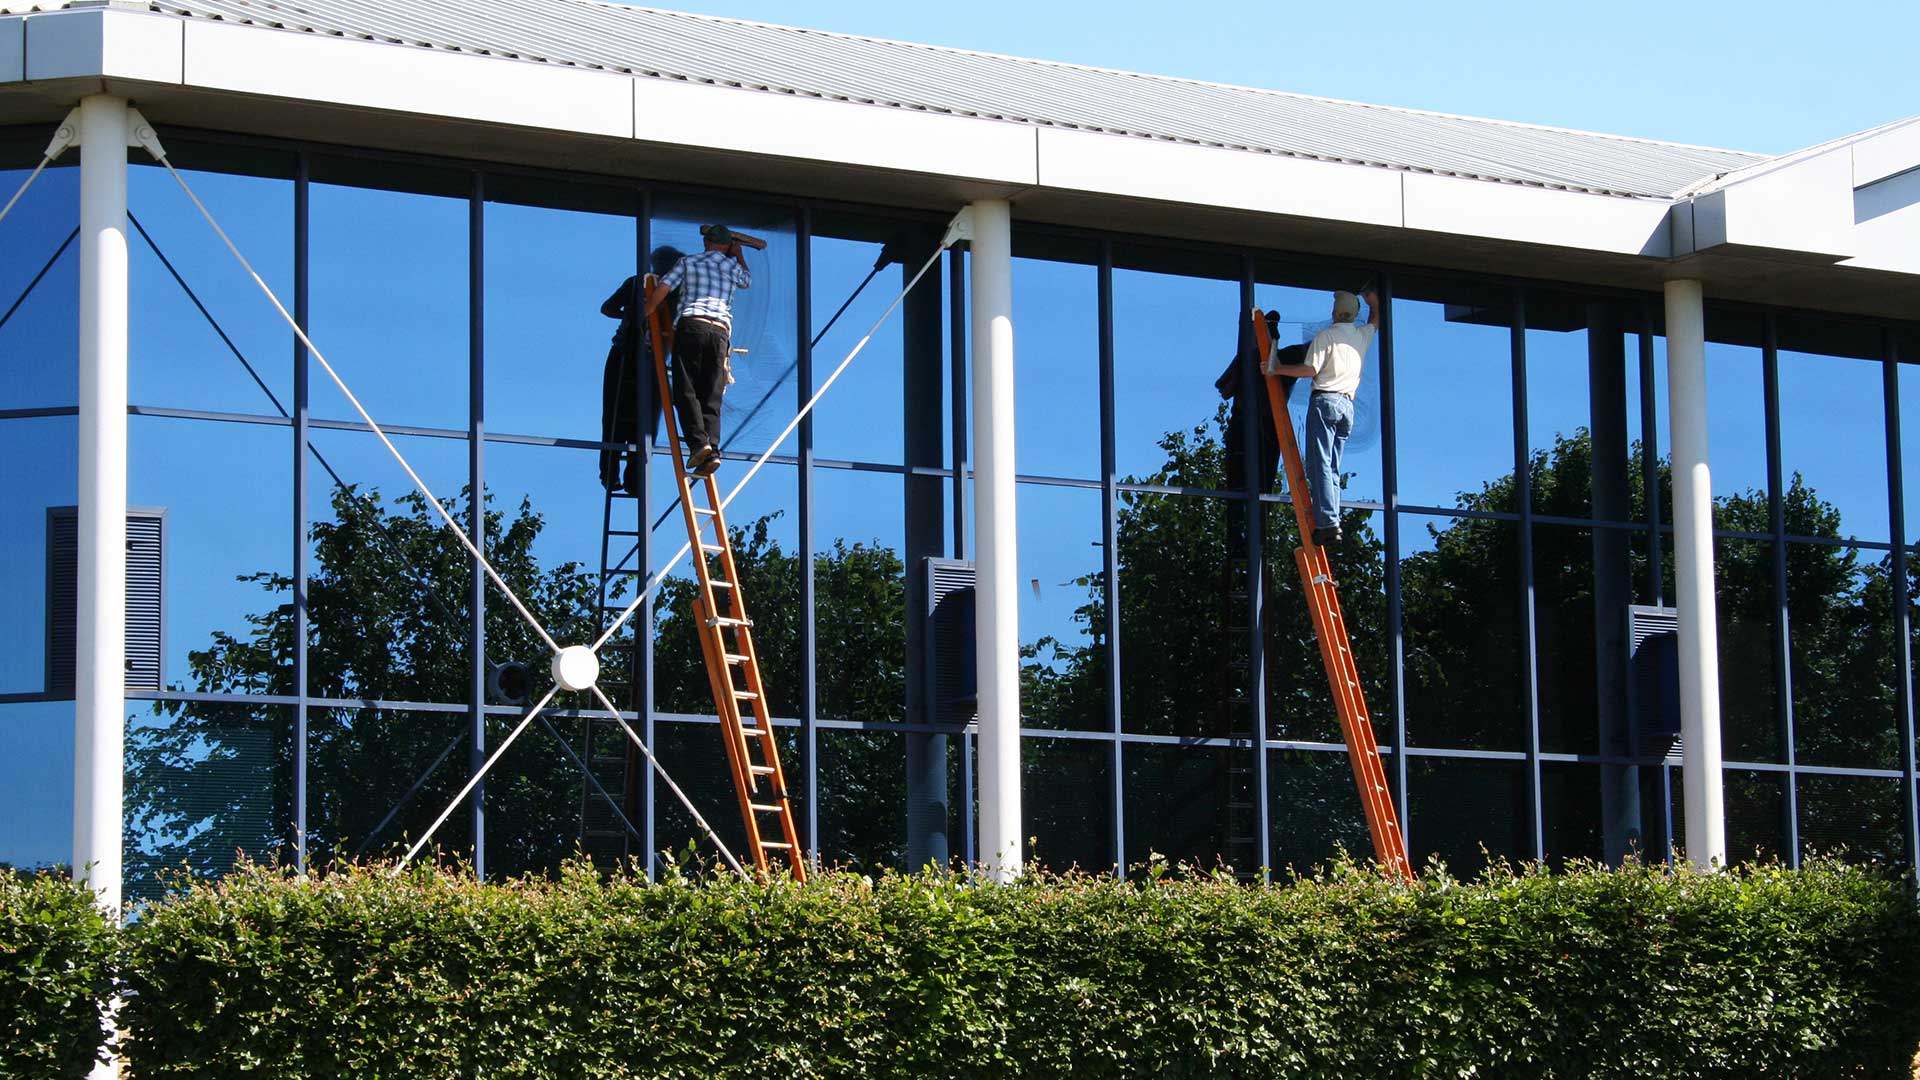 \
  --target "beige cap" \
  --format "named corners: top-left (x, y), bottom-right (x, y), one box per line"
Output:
top-left (1332, 291), bottom-right (1360, 319)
